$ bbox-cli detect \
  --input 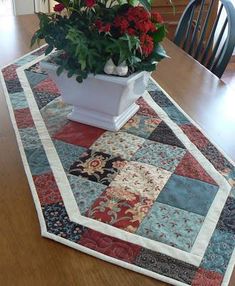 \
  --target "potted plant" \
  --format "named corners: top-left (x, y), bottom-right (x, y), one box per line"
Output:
top-left (32, 0), bottom-right (167, 131)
